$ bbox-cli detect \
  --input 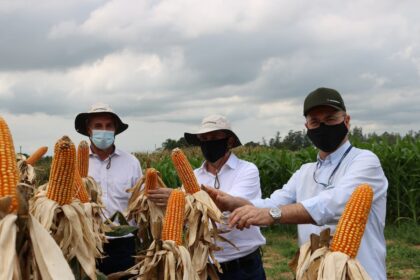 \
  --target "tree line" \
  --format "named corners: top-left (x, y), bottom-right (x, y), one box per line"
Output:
top-left (160, 127), bottom-right (420, 151)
